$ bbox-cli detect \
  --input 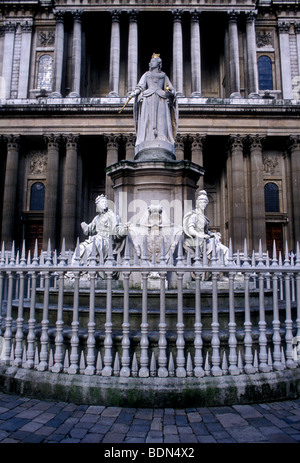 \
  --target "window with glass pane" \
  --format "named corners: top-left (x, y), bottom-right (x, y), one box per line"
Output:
top-left (264, 182), bottom-right (279, 212)
top-left (37, 55), bottom-right (53, 91)
top-left (30, 182), bottom-right (45, 211)
top-left (258, 56), bottom-right (273, 90)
